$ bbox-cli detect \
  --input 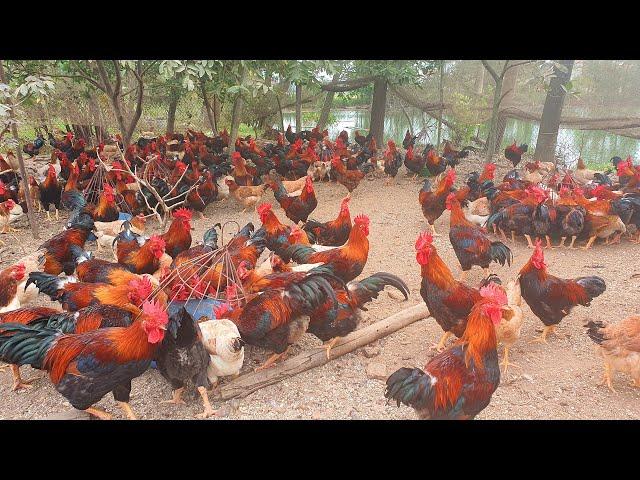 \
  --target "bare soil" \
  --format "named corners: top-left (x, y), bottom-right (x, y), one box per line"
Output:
top-left (1, 156), bottom-right (639, 420)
